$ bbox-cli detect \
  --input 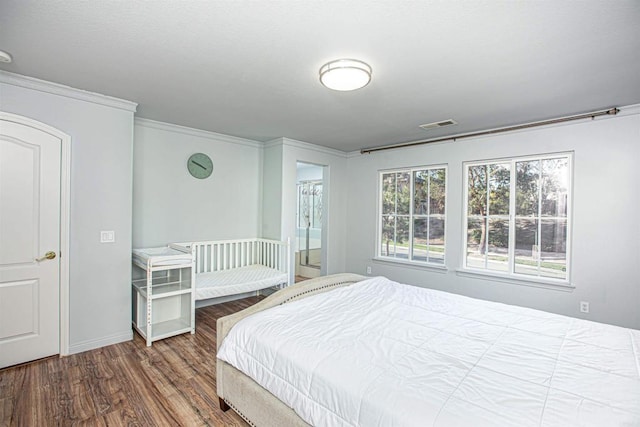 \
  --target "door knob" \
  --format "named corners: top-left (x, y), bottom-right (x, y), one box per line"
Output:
top-left (36, 251), bottom-right (57, 262)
